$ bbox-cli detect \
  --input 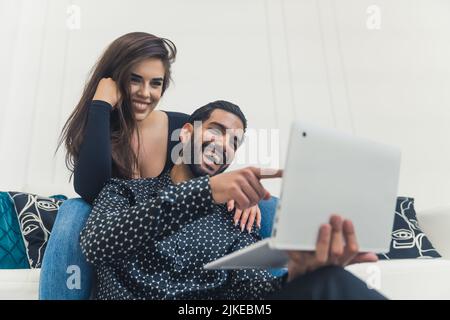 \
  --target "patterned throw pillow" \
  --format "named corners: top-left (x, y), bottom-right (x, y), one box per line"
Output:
top-left (378, 197), bottom-right (441, 260)
top-left (0, 192), bottom-right (29, 269)
top-left (7, 192), bottom-right (66, 268)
